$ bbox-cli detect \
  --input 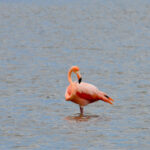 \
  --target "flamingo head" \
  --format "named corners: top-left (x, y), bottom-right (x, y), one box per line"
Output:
top-left (71, 66), bottom-right (82, 84)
